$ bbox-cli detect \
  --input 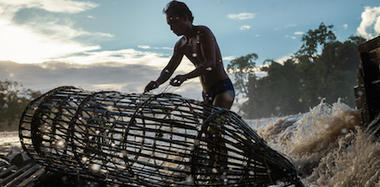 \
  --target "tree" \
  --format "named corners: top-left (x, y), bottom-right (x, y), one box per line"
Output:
top-left (296, 22), bottom-right (336, 58)
top-left (226, 53), bottom-right (258, 97)
top-left (233, 23), bottom-right (365, 119)
top-left (242, 59), bottom-right (305, 118)
top-left (0, 80), bottom-right (41, 130)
